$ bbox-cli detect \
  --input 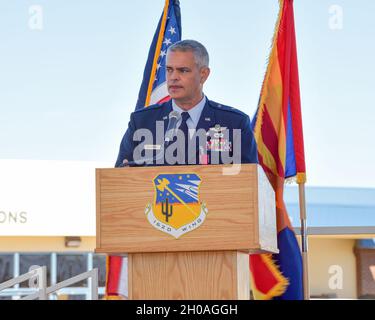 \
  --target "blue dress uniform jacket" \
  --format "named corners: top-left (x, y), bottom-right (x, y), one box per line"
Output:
top-left (115, 98), bottom-right (258, 167)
